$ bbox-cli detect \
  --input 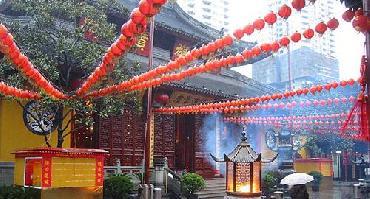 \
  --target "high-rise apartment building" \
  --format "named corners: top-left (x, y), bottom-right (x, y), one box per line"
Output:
top-left (177, 0), bottom-right (232, 33)
top-left (268, 0), bottom-right (338, 57)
